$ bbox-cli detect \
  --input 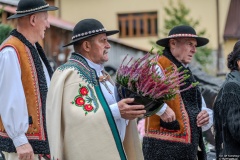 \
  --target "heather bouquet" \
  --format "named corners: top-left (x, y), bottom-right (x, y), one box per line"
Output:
top-left (116, 50), bottom-right (198, 117)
